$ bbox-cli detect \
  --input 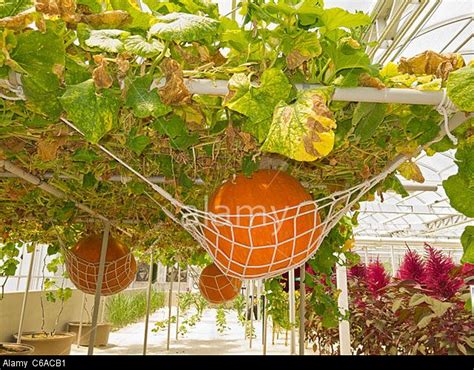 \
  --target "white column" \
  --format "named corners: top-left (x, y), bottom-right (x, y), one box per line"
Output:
top-left (390, 245), bottom-right (397, 277)
top-left (288, 269), bottom-right (296, 355)
top-left (166, 265), bottom-right (174, 351)
top-left (249, 280), bottom-right (254, 349)
top-left (336, 256), bottom-right (351, 355)
top-left (76, 292), bottom-right (86, 347)
top-left (175, 265), bottom-right (181, 340)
